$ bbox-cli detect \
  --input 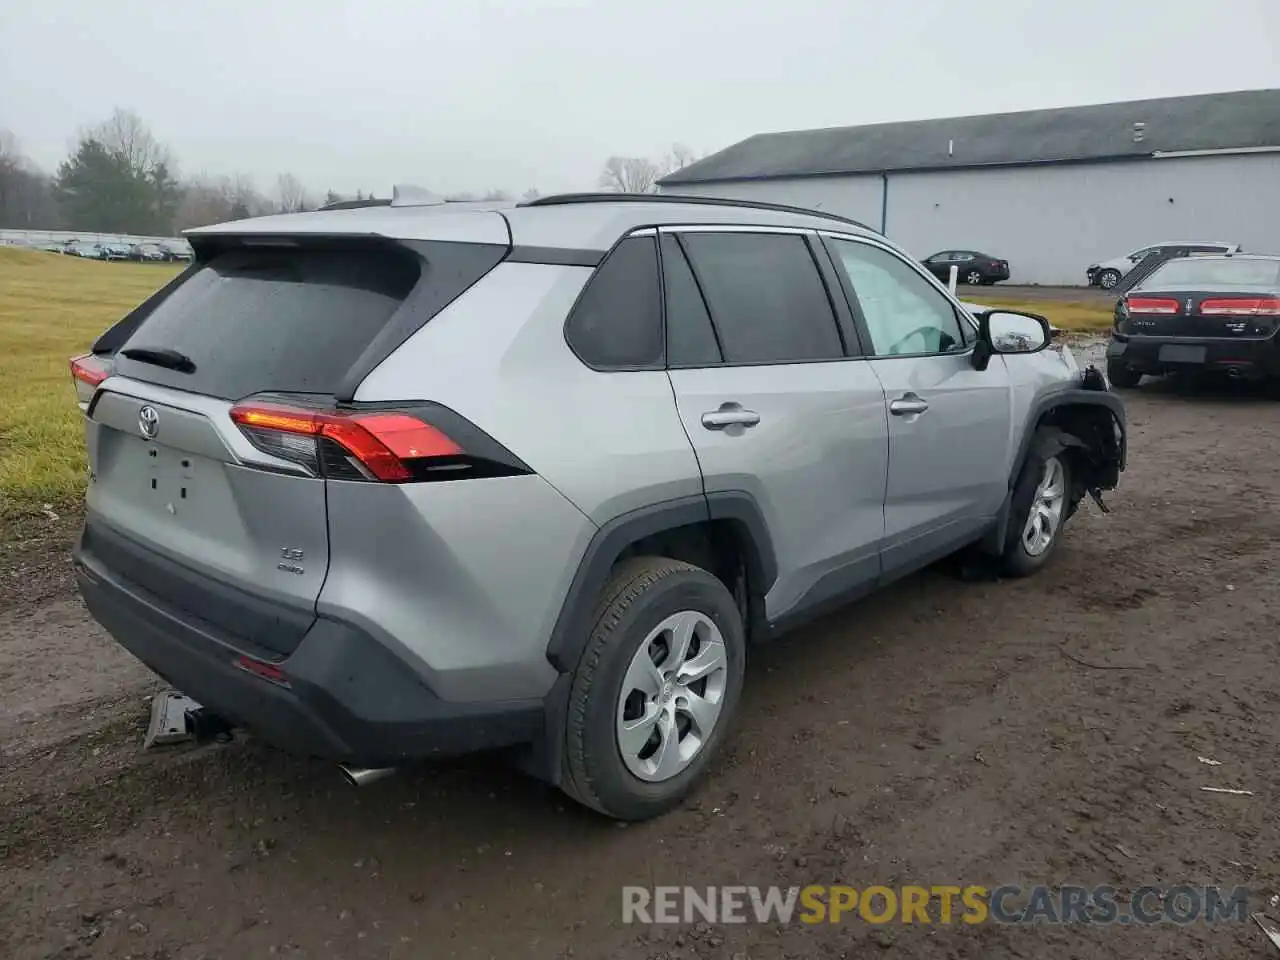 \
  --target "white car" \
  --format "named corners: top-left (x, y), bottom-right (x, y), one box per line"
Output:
top-left (1086, 241), bottom-right (1240, 290)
